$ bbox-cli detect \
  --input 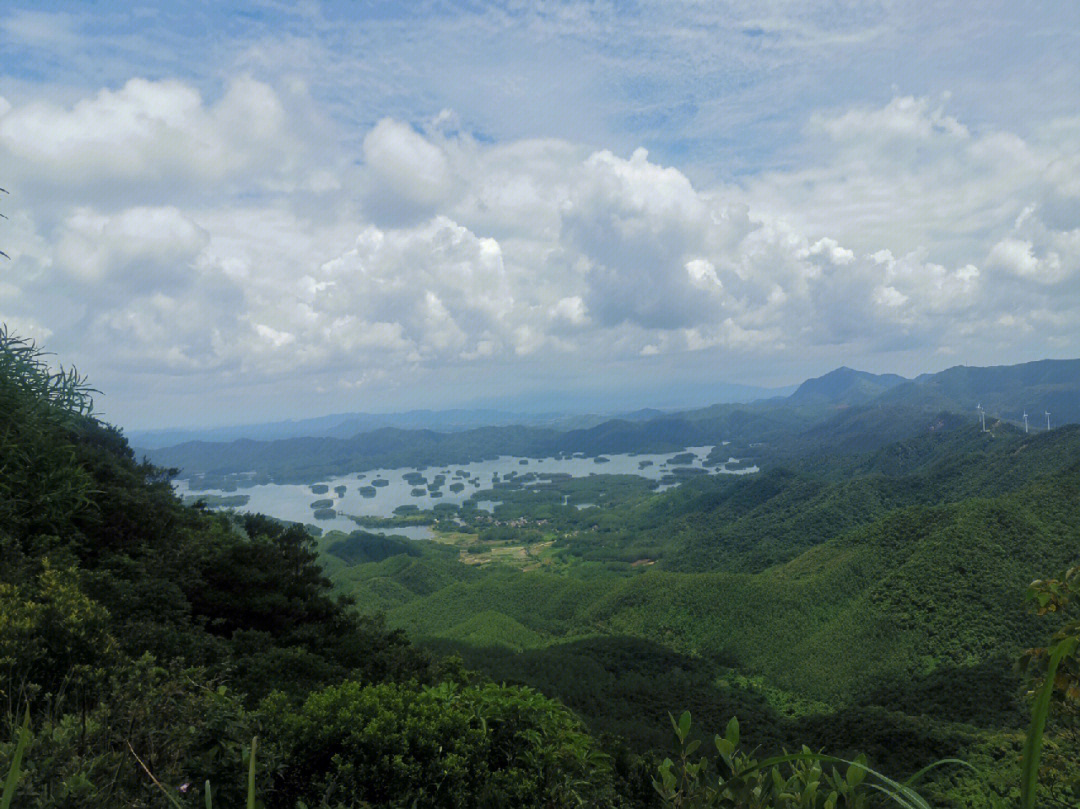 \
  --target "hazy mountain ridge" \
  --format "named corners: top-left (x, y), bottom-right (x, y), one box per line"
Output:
top-left (128, 389), bottom-right (790, 448)
top-left (879, 358), bottom-right (1080, 424)
top-left (141, 357), bottom-right (1080, 483)
top-left (129, 408), bottom-right (607, 449)
top-left (788, 366), bottom-right (908, 405)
